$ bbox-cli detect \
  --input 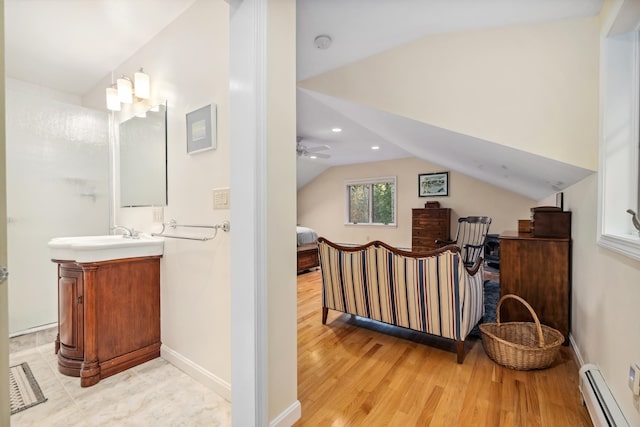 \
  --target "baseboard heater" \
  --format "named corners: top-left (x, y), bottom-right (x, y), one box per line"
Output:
top-left (579, 364), bottom-right (629, 427)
